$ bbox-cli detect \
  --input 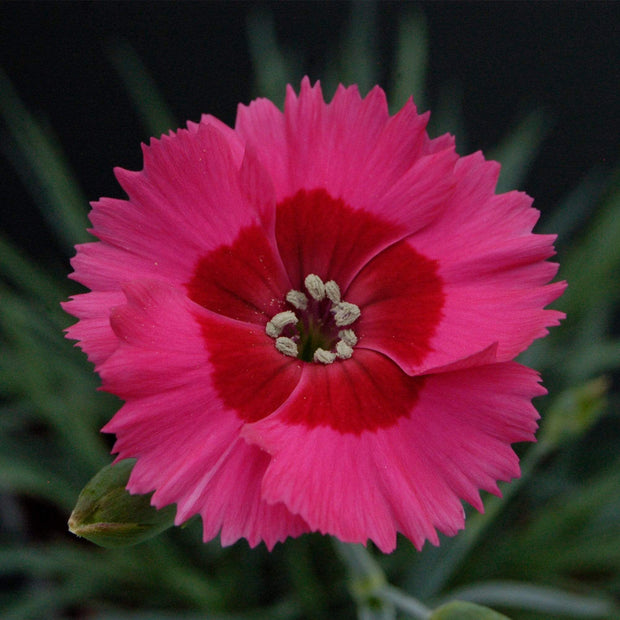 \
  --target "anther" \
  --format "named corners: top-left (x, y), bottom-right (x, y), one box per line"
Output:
top-left (336, 340), bottom-right (354, 359)
top-left (313, 348), bottom-right (337, 364)
top-left (265, 311), bottom-right (298, 338)
top-left (332, 301), bottom-right (361, 327)
top-left (324, 280), bottom-right (341, 304)
top-left (338, 329), bottom-right (358, 347)
top-left (304, 274), bottom-right (326, 301)
top-left (275, 337), bottom-right (298, 358)
top-left (286, 290), bottom-right (308, 310)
